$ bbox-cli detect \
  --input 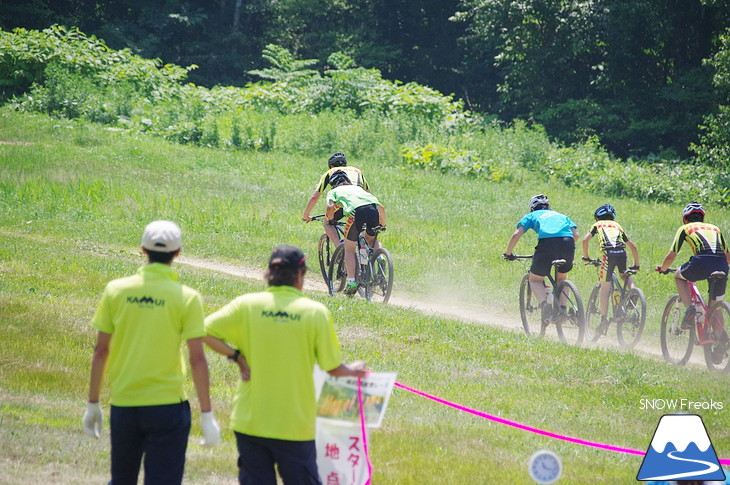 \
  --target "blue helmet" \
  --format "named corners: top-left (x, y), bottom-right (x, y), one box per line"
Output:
top-left (594, 204), bottom-right (616, 220)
